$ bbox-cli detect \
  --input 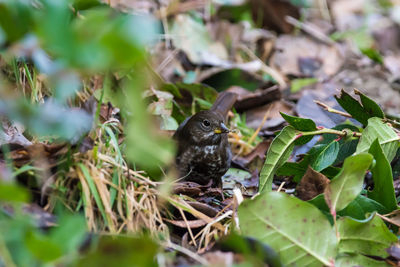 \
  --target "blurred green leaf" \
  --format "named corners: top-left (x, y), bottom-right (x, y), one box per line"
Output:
top-left (0, 0), bottom-right (33, 43)
top-left (50, 214), bottom-right (87, 254)
top-left (25, 230), bottom-right (63, 262)
top-left (0, 182), bottom-right (30, 202)
top-left (290, 78), bottom-right (317, 93)
top-left (76, 235), bottom-right (158, 267)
